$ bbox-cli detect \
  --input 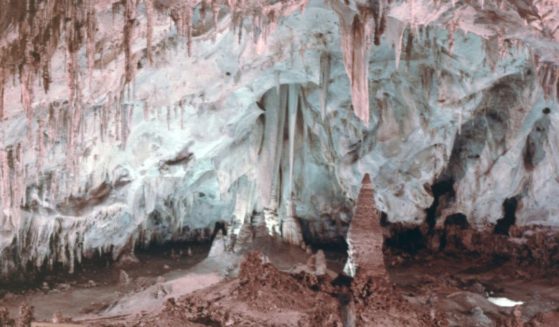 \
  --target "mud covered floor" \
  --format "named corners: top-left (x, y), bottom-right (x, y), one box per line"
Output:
top-left (0, 242), bottom-right (212, 323)
top-left (1, 241), bottom-right (558, 326)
